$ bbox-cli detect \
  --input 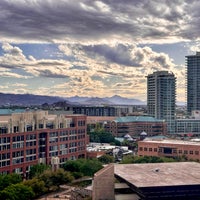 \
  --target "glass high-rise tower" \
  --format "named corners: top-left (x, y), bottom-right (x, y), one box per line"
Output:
top-left (186, 52), bottom-right (200, 114)
top-left (147, 71), bottom-right (176, 133)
